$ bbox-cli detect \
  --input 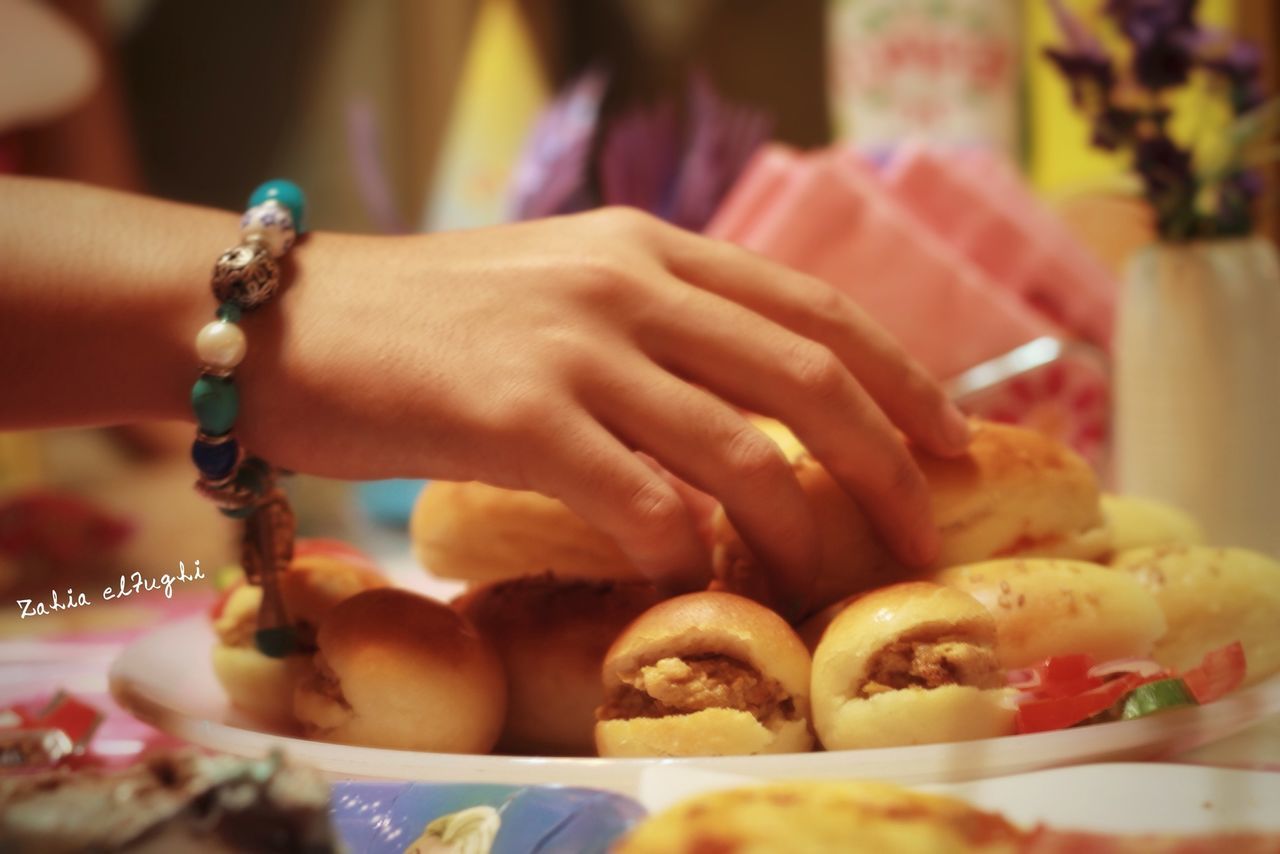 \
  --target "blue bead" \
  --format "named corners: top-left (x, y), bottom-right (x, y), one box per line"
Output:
top-left (190, 375), bottom-right (238, 435)
top-left (216, 302), bottom-right (243, 323)
top-left (249, 180), bottom-right (307, 234)
top-left (191, 436), bottom-right (239, 480)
